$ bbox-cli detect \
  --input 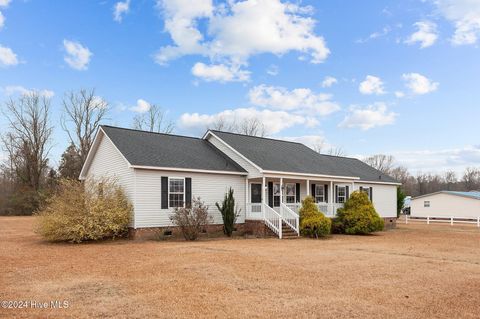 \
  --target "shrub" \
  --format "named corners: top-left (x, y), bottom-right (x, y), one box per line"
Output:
top-left (299, 196), bottom-right (331, 238)
top-left (397, 186), bottom-right (406, 218)
top-left (334, 191), bottom-right (384, 235)
top-left (36, 178), bottom-right (132, 243)
top-left (170, 197), bottom-right (211, 241)
top-left (215, 187), bottom-right (240, 236)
